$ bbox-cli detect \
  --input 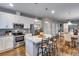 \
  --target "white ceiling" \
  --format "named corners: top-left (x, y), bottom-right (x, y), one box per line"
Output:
top-left (0, 3), bottom-right (79, 21)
